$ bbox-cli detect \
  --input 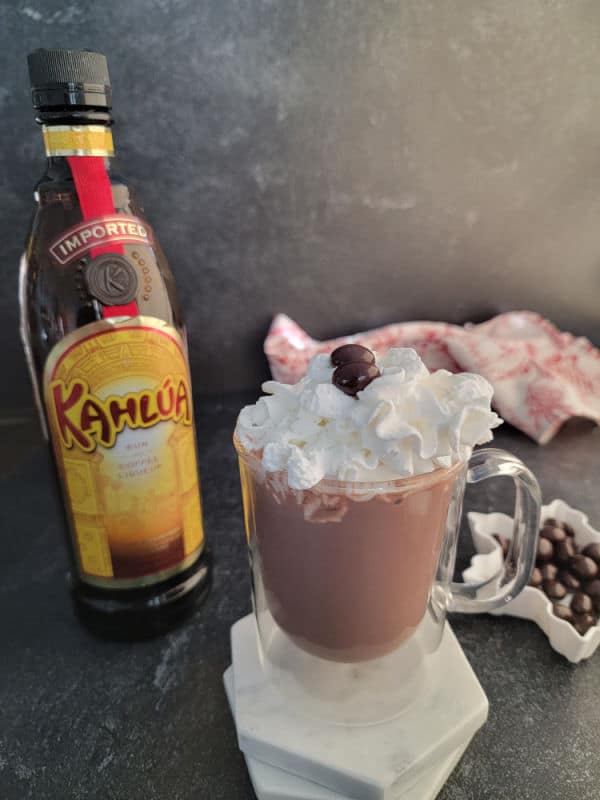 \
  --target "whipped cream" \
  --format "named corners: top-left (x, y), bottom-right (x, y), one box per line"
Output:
top-left (236, 348), bottom-right (502, 490)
